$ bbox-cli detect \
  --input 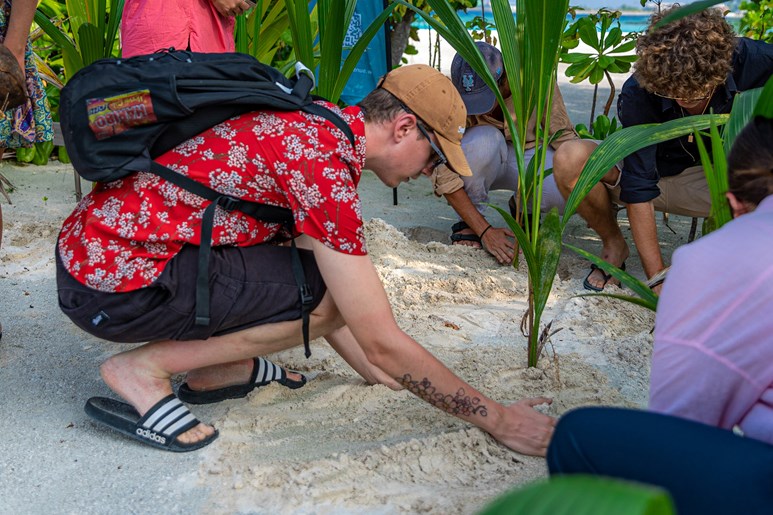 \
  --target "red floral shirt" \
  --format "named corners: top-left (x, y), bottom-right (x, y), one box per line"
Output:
top-left (58, 103), bottom-right (367, 292)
